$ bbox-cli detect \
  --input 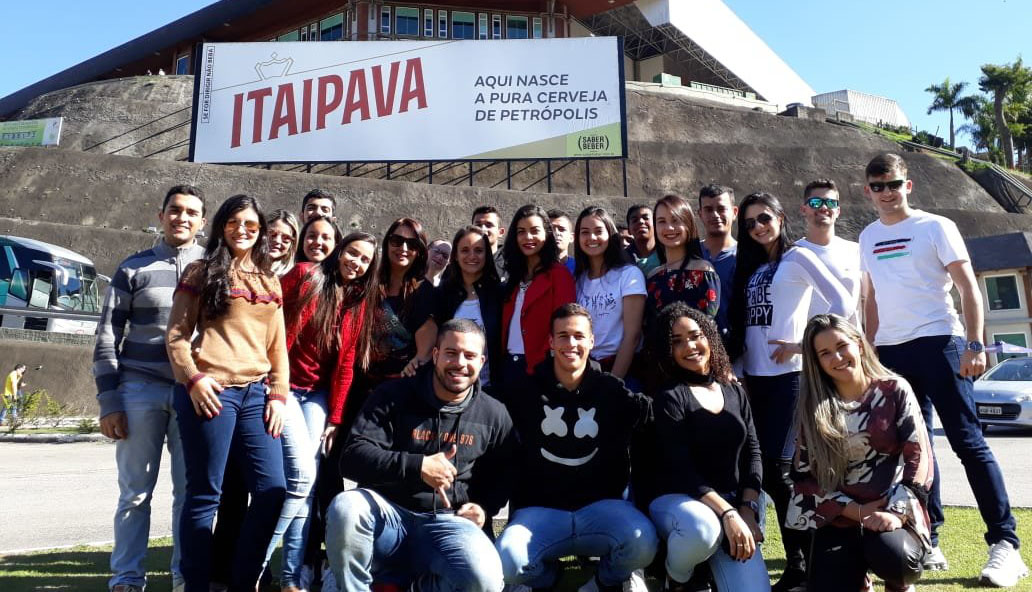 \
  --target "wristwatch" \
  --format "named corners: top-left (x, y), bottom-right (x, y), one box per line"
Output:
top-left (740, 499), bottom-right (761, 516)
top-left (967, 340), bottom-right (985, 354)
